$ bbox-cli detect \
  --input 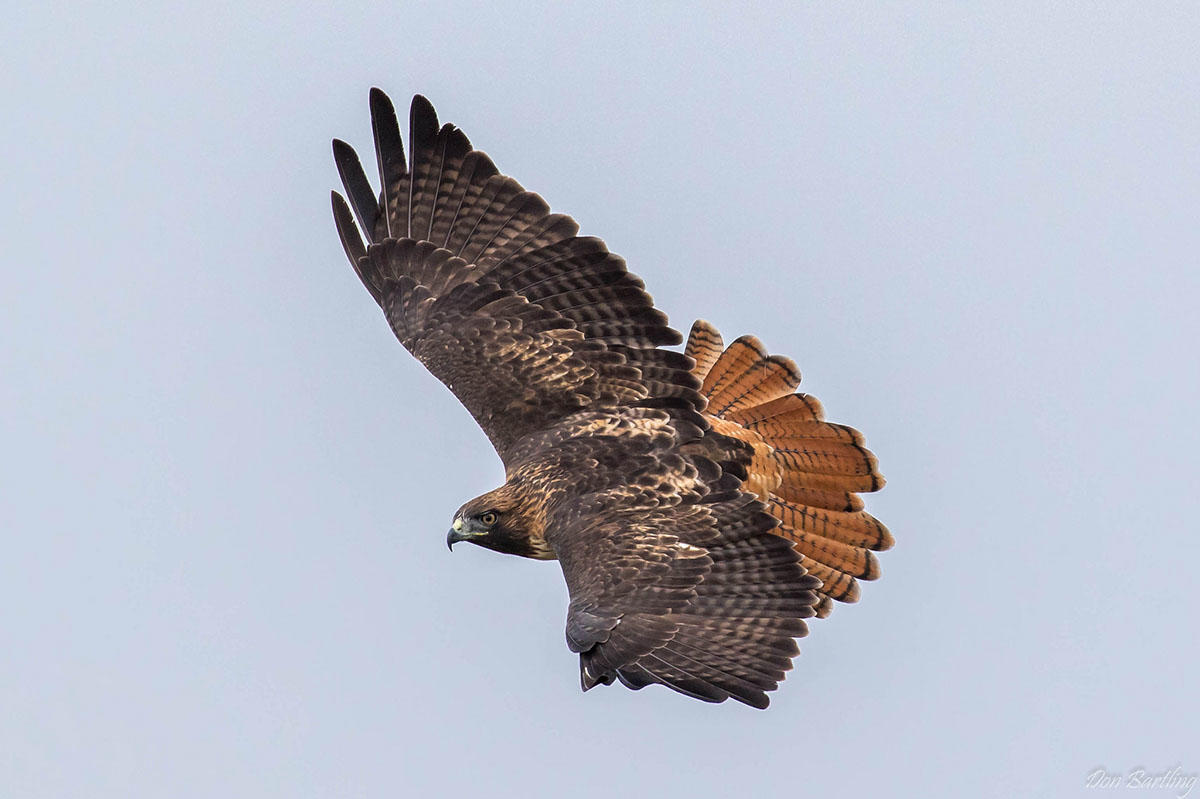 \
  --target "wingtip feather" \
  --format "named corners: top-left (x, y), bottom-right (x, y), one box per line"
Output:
top-left (369, 88), bottom-right (406, 238)
top-left (331, 190), bottom-right (367, 264)
top-left (332, 138), bottom-right (379, 243)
